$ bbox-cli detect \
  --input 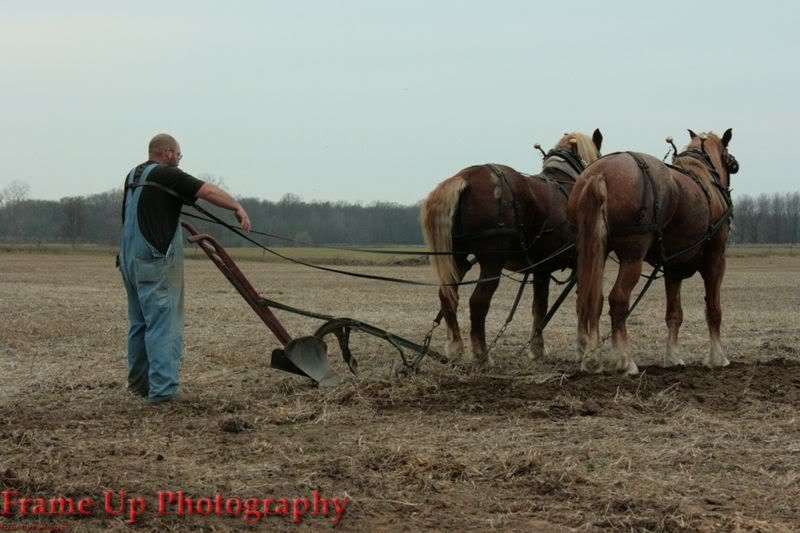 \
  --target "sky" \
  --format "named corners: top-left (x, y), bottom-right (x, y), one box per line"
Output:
top-left (1, 1), bottom-right (797, 204)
